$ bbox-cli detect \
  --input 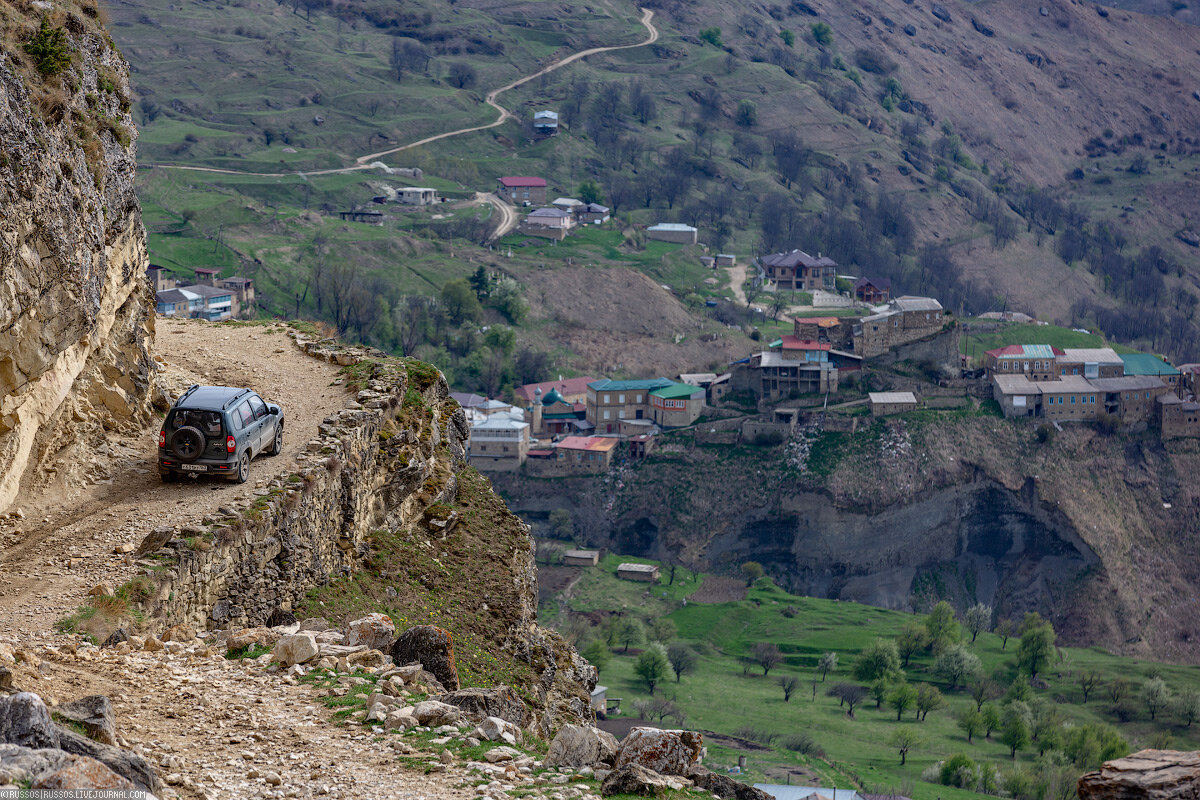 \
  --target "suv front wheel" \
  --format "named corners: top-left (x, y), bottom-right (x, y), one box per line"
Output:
top-left (267, 424), bottom-right (283, 456)
top-left (234, 452), bottom-right (250, 484)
